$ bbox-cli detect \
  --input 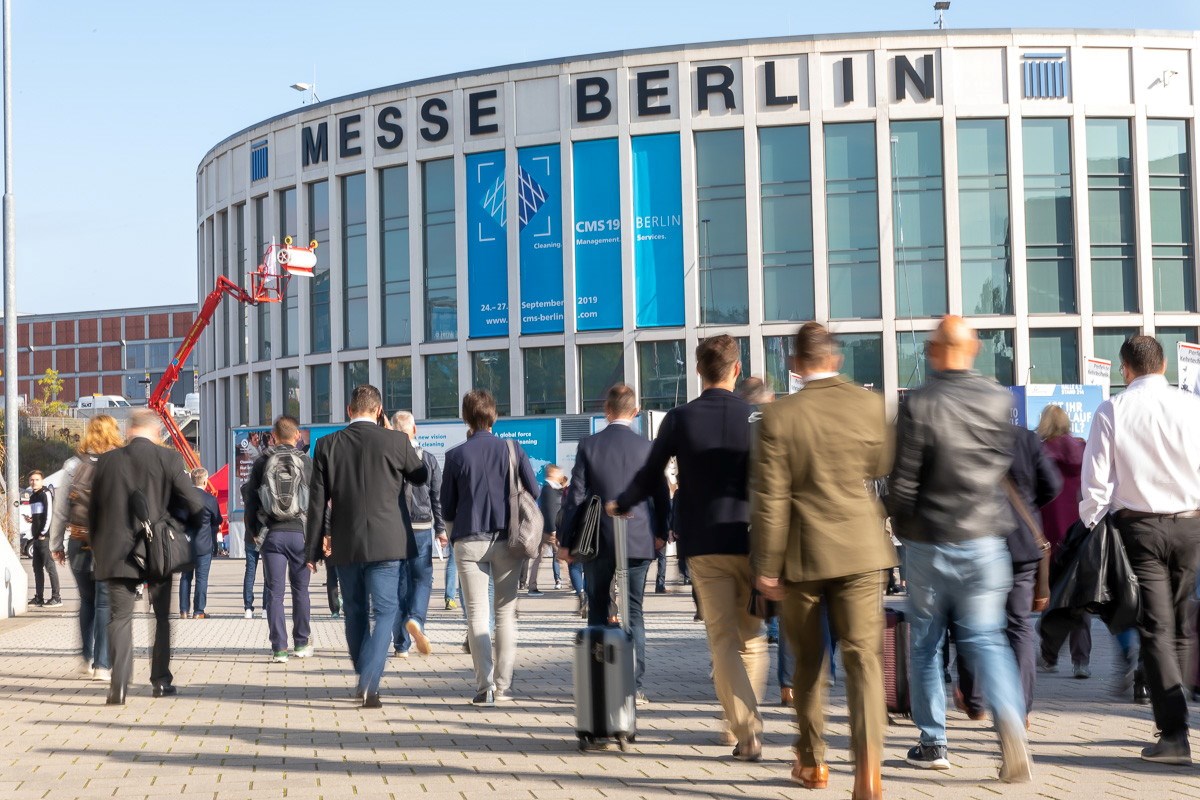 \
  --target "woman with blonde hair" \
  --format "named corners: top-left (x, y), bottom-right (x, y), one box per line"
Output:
top-left (49, 414), bottom-right (124, 681)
